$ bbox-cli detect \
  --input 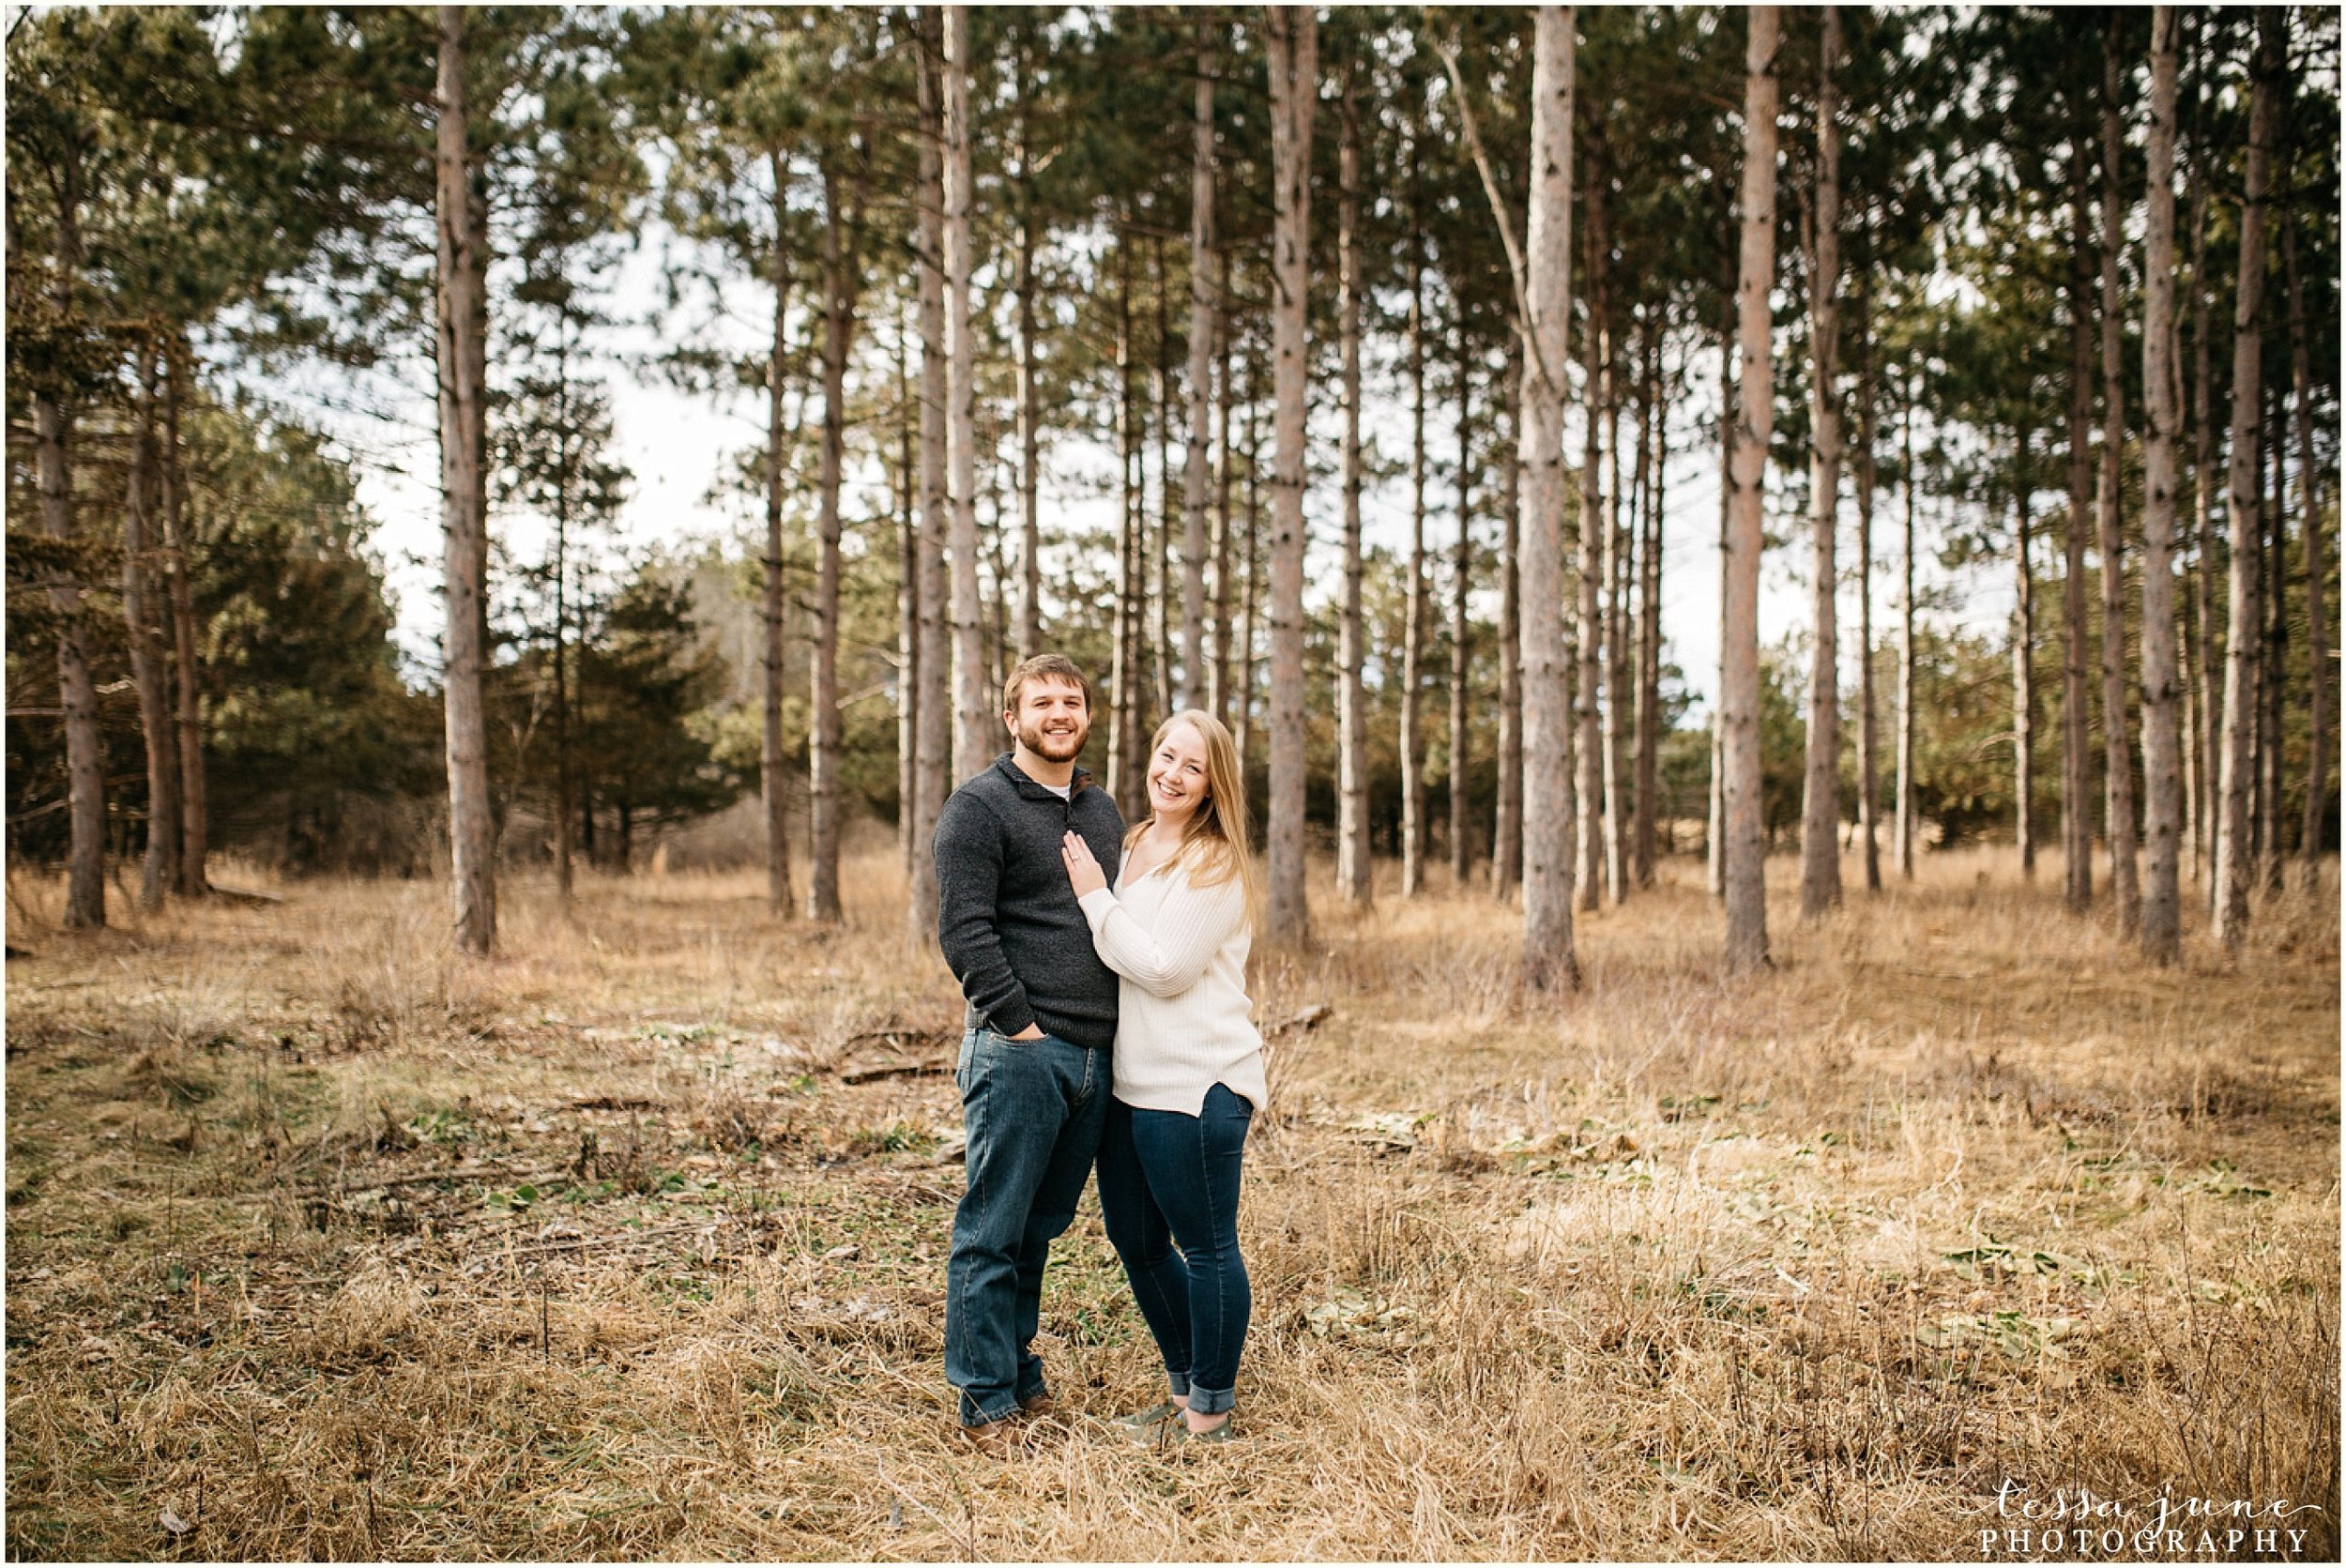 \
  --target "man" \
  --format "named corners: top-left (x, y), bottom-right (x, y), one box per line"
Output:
top-left (933, 653), bottom-right (1125, 1451)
